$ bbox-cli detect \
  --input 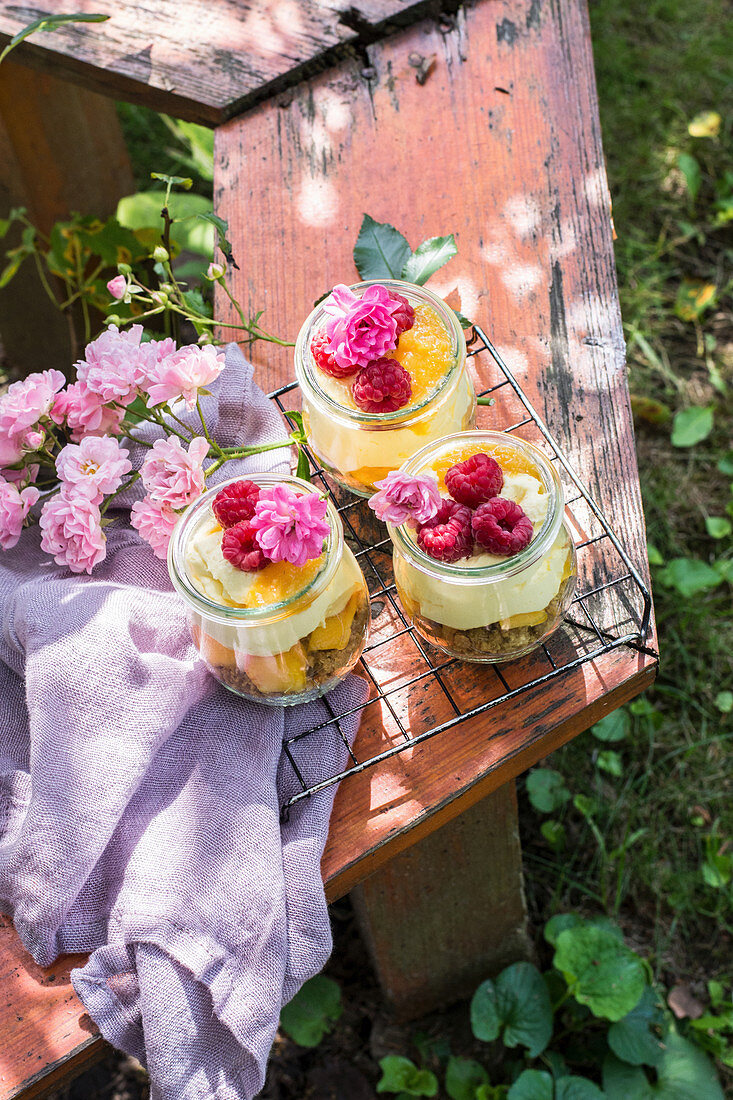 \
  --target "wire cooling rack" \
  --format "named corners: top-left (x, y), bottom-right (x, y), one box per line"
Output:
top-left (269, 325), bottom-right (657, 816)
